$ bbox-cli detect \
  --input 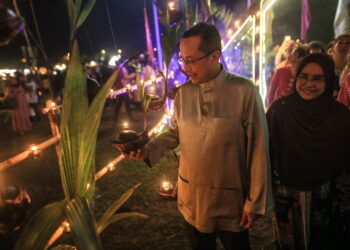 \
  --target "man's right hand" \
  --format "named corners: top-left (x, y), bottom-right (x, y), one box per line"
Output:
top-left (125, 147), bottom-right (149, 161)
